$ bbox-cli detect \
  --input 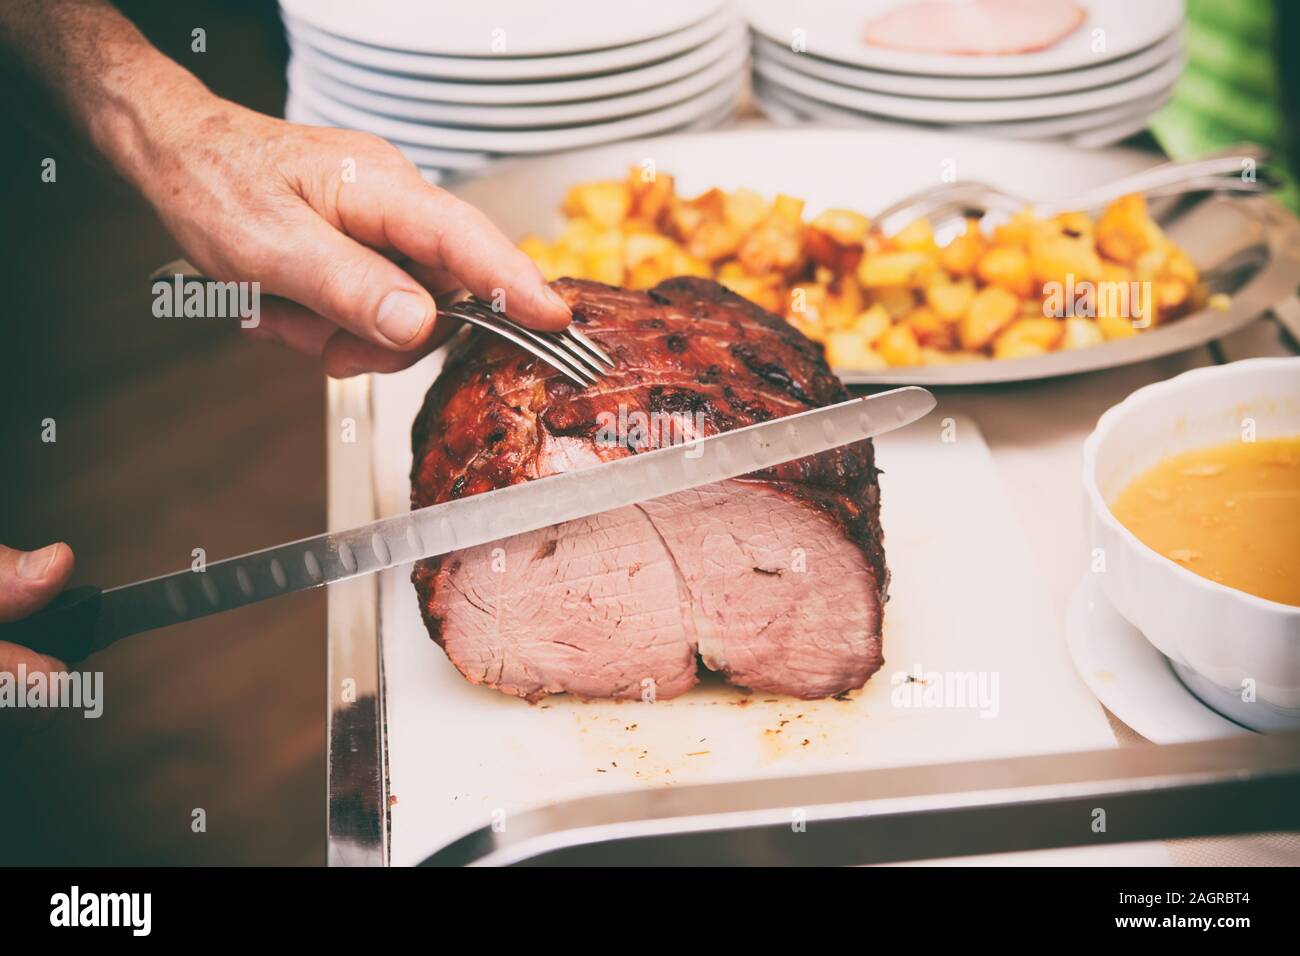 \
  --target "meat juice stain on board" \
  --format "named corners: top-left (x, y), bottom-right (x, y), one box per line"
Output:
top-left (533, 681), bottom-right (868, 779)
